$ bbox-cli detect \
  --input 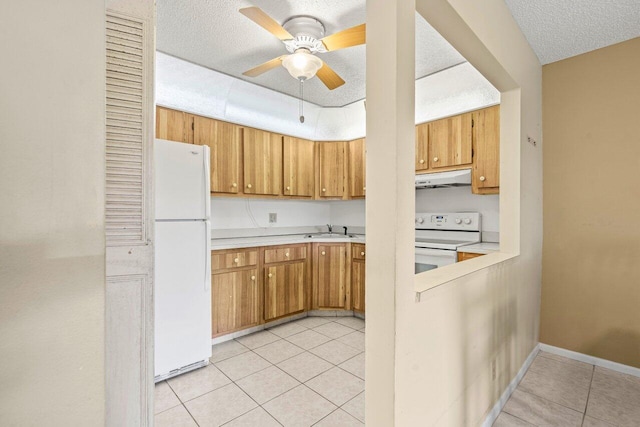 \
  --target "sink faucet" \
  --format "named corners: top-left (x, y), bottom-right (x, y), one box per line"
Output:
top-left (343, 226), bottom-right (348, 236)
top-left (327, 224), bottom-right (333, 234)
